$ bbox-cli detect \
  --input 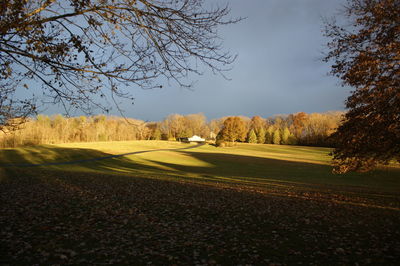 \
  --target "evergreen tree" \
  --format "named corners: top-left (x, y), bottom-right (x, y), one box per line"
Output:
top-left (273, 129), bottom-right (281, 145)
top-left (281, 127), bottom-right (290, 144)
top-left (247, 129), bottom-right (257, 143)
top-left (215, 131), bottom-right (226, 147)
top-left (265, 126), bottom-right (274, 144)
top-left (257, 127), bottom-right (266, 144)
